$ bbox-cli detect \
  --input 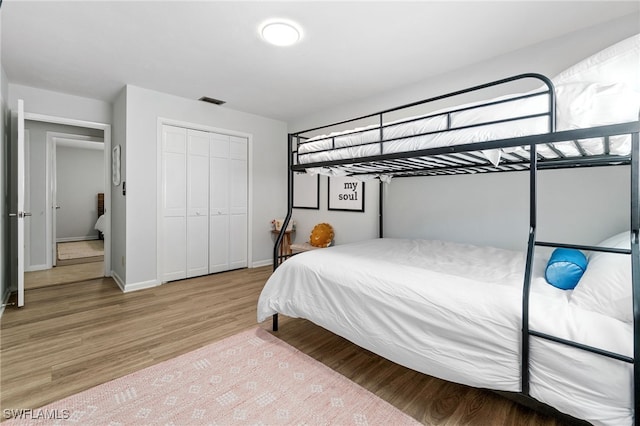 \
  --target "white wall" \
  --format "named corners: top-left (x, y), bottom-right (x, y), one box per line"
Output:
top-left (56, 144), bottom-right (104, 242)
top-left (8, 84), bottom-right (112, 125)
top-left (288, 13), bottom-right (639, 250)
top-left (120, 85), bottom-right (287, 287)
top-left (384, 166), bottom-right (629, 251)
